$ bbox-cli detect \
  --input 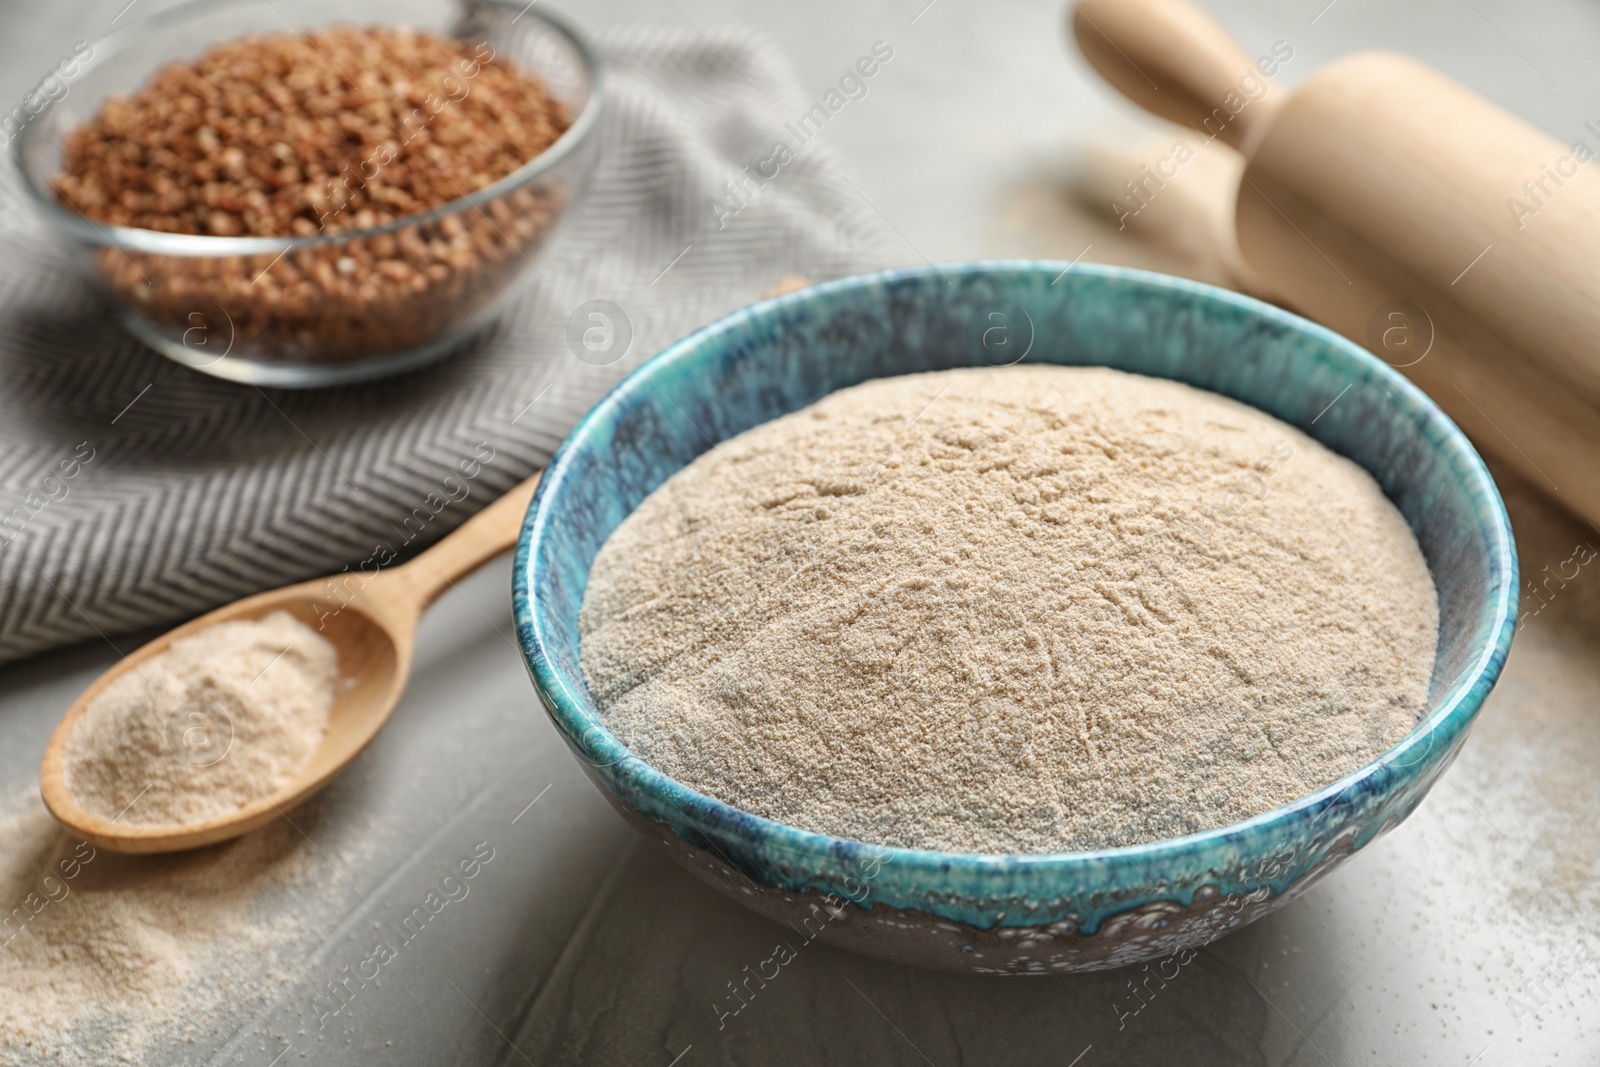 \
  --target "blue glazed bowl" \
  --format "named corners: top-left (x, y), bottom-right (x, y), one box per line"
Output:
top-left (513, 262), bottom-right (1517, 974)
